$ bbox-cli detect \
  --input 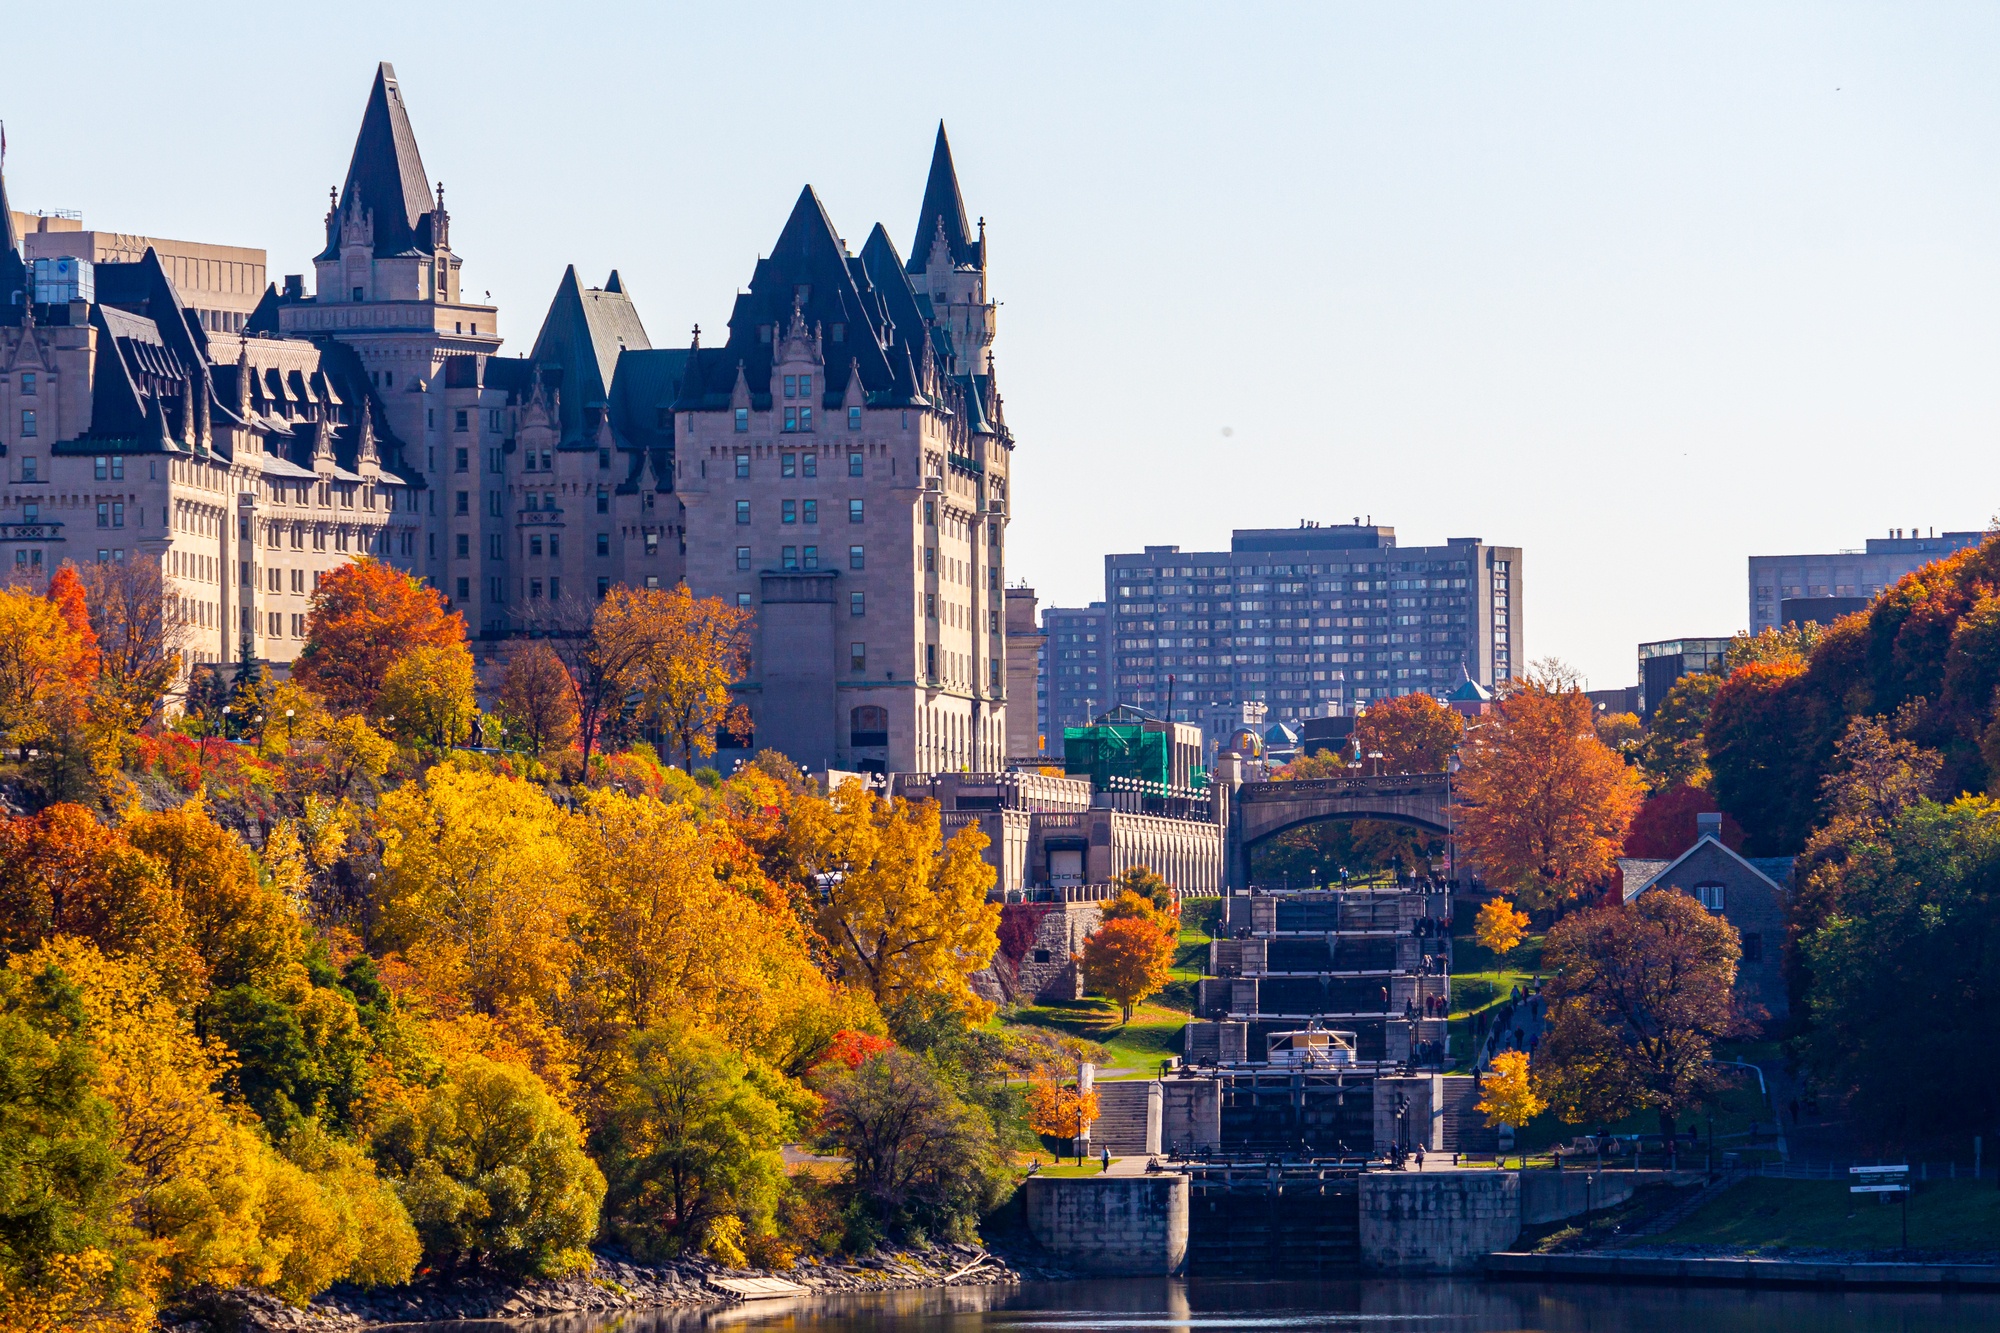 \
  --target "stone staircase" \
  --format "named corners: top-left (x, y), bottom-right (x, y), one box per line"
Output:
top-left (1438, 1075), bottom-right (1500, 1154)
top-left (1092, 1081), bottom-right (1160, 1155)
top-left (1626, 1171), bottom-right (1741, 1238)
